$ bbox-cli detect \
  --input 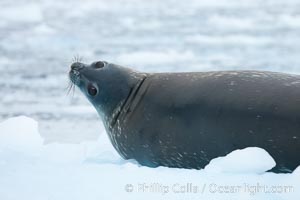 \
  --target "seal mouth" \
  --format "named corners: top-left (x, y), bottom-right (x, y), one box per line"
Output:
top-left (69, 69), bottom-right (81, 85)
top-left (67, 69), bottom-right (81, 95)
top-left (69, 62), bottom-right (85, 86)
top-left (67, 62), bottom-right (85, 95)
